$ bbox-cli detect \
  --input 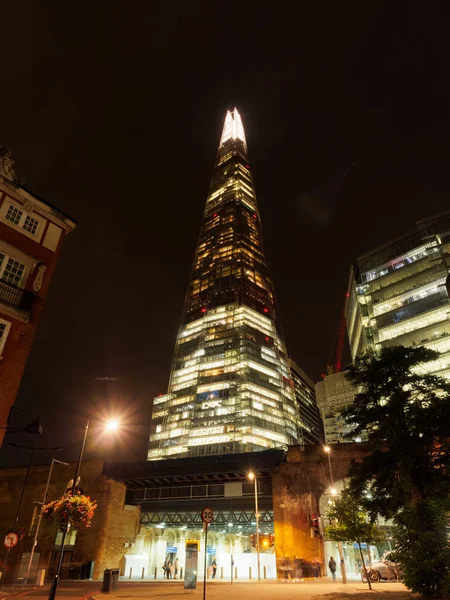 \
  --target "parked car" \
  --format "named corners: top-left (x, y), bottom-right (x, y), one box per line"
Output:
top-left (361, 552), bottom-right (402, 582)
